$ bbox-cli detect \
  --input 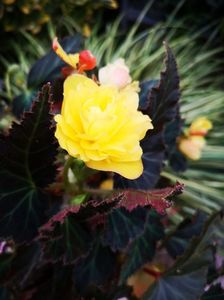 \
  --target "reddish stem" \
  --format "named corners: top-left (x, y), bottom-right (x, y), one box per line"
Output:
top-left (143, 267), bottom-right (162, 280)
